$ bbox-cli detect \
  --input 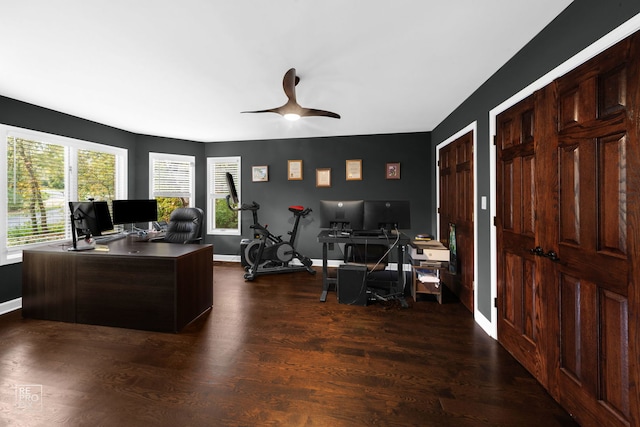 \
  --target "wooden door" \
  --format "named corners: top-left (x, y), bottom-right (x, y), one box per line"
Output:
top-left (496, 33), bottom-right (640, 427)
top-left (438, 132), bottom-right (474, 311)
top-left (548, 35), bottom-right (639, 427)
top-left (496, 92), bottom-right (548, 384)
